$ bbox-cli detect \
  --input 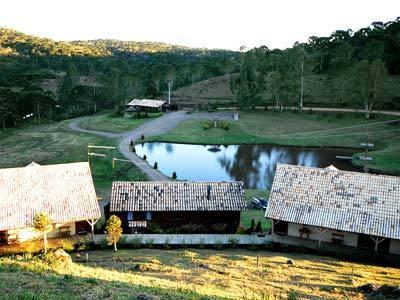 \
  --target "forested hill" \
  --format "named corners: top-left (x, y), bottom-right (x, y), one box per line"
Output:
top-left (0, 28), bottom-right (238, 127)
top-left (0, 28), bottom-right (231, 57)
